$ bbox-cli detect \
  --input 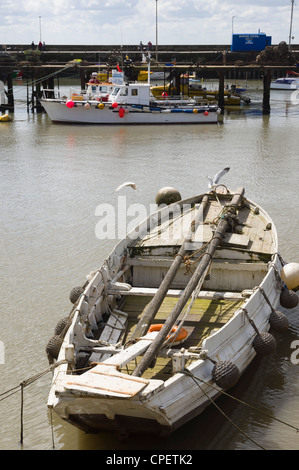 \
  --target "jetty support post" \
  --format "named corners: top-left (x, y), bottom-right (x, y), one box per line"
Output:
top-left (80, 68), bottom-right (86, 91)
top-left (217, 69), bottom-right (225, 114)
top-left (34, 69), bottom-right (43, 113)
top-left (7, 72), bottom-right (14, 111)
top-left (26, 66), bottom-right (43, 113)
top-left (262, 68), bottom-right (271, 115)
